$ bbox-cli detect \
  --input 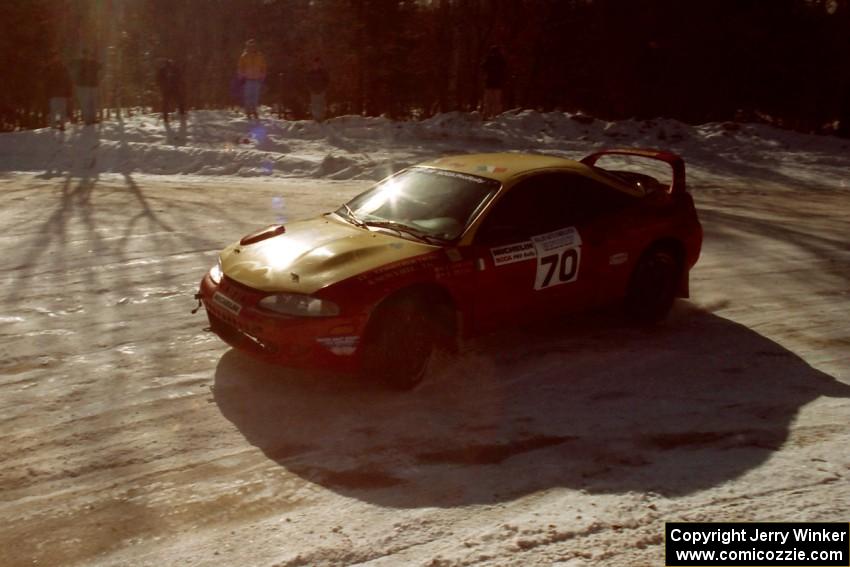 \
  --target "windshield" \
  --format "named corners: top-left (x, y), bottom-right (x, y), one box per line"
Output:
top-left (336, 167), bottom-right (501, 242)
